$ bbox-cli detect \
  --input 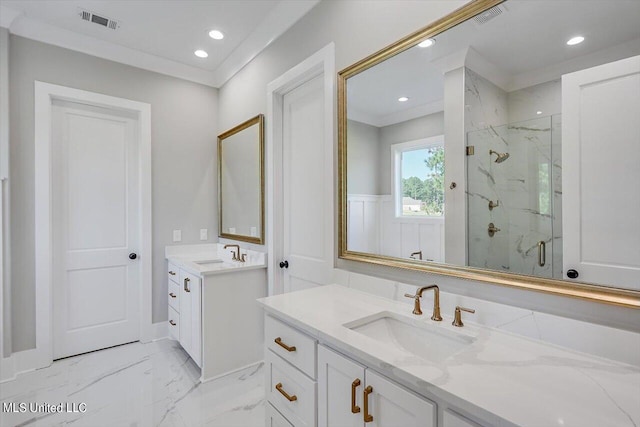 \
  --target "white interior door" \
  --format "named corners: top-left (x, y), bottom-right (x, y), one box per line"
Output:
top-left (281, 74), bottom-right (333, 292)
top-left (52, 100), bottom-right (140, 359)
top-left (562, 55), bottom-right (640, 289)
